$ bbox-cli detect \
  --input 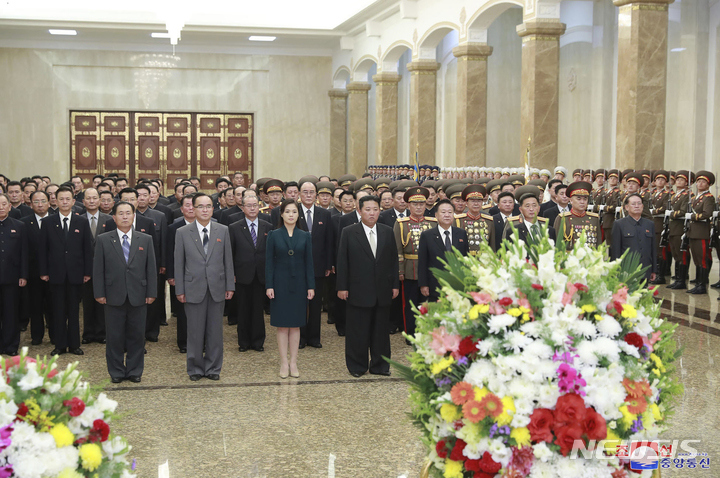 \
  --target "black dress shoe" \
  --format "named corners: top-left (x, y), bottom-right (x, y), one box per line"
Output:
top-left (253, 346), bottom-right (264, 352)
top-left (350, 372), bottom-right (363, 378)
top-left (82, 338), bottom-right (90, 344)
top-left (160, 320), bottom-right (169, 326)
top-left (111, 377), bottom-right (123, 384)
top-left (179, 347), bottom-right (187, 353)
top-left (389, 328), bottom-right (399, 335)
top-left (144, 348), bottom-right (147, 354)
top-left (298, 343), bottom-right (306, 349)
top-left (206, 374), bottom-right (220, 381)
top-left (338, 331), bottom-right (346, 337)
top-left (99, 339), bottom-right (106, 344)
top-left (327, 318), bottom-right (335, 324)
top-left (128, 376), bottom-right (141, 383)
top-left (238, 346), bottom-right (248, 352)
top-left (146, 336), bottom-right (159, 343)
top-left (31, 340), bottom-right (42, 346)
top-left (20, 326), bottom-right (27, 332)
top-left (5, 351), bottom-right (17, 357)
top-left (711, 281), bottom-right (720, 289)
top-left (228, 320), bottom-right (238, 326)
top-left (370, 370), bottom-right (391, 376)
top-left (189, 374), bottom-right (202, 381)
top-left (309, 343), bottom-right (322, 349)
top-left (70, 348), bottom-right (84, 356)
top-left (50, 348), bottom-right (66, 356)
